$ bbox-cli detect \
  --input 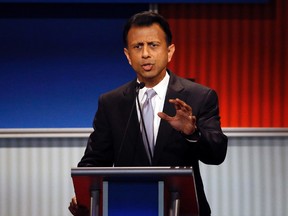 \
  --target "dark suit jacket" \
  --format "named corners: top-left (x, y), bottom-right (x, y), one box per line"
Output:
top-left (78, 71), bottom-right (228, 216)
